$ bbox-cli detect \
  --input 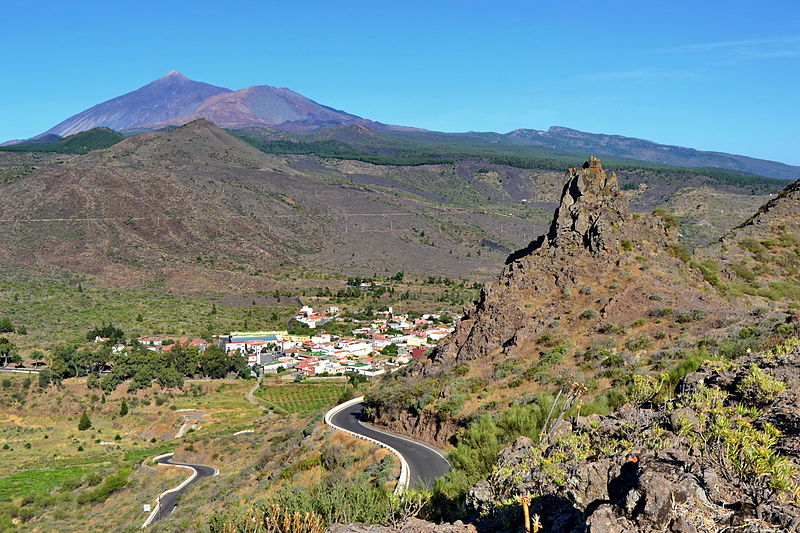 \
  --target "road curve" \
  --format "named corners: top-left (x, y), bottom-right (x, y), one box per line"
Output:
top-left (328, 400), bottom-right (450, 489)
top-left (142, 453), bottom-right (218, 527)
